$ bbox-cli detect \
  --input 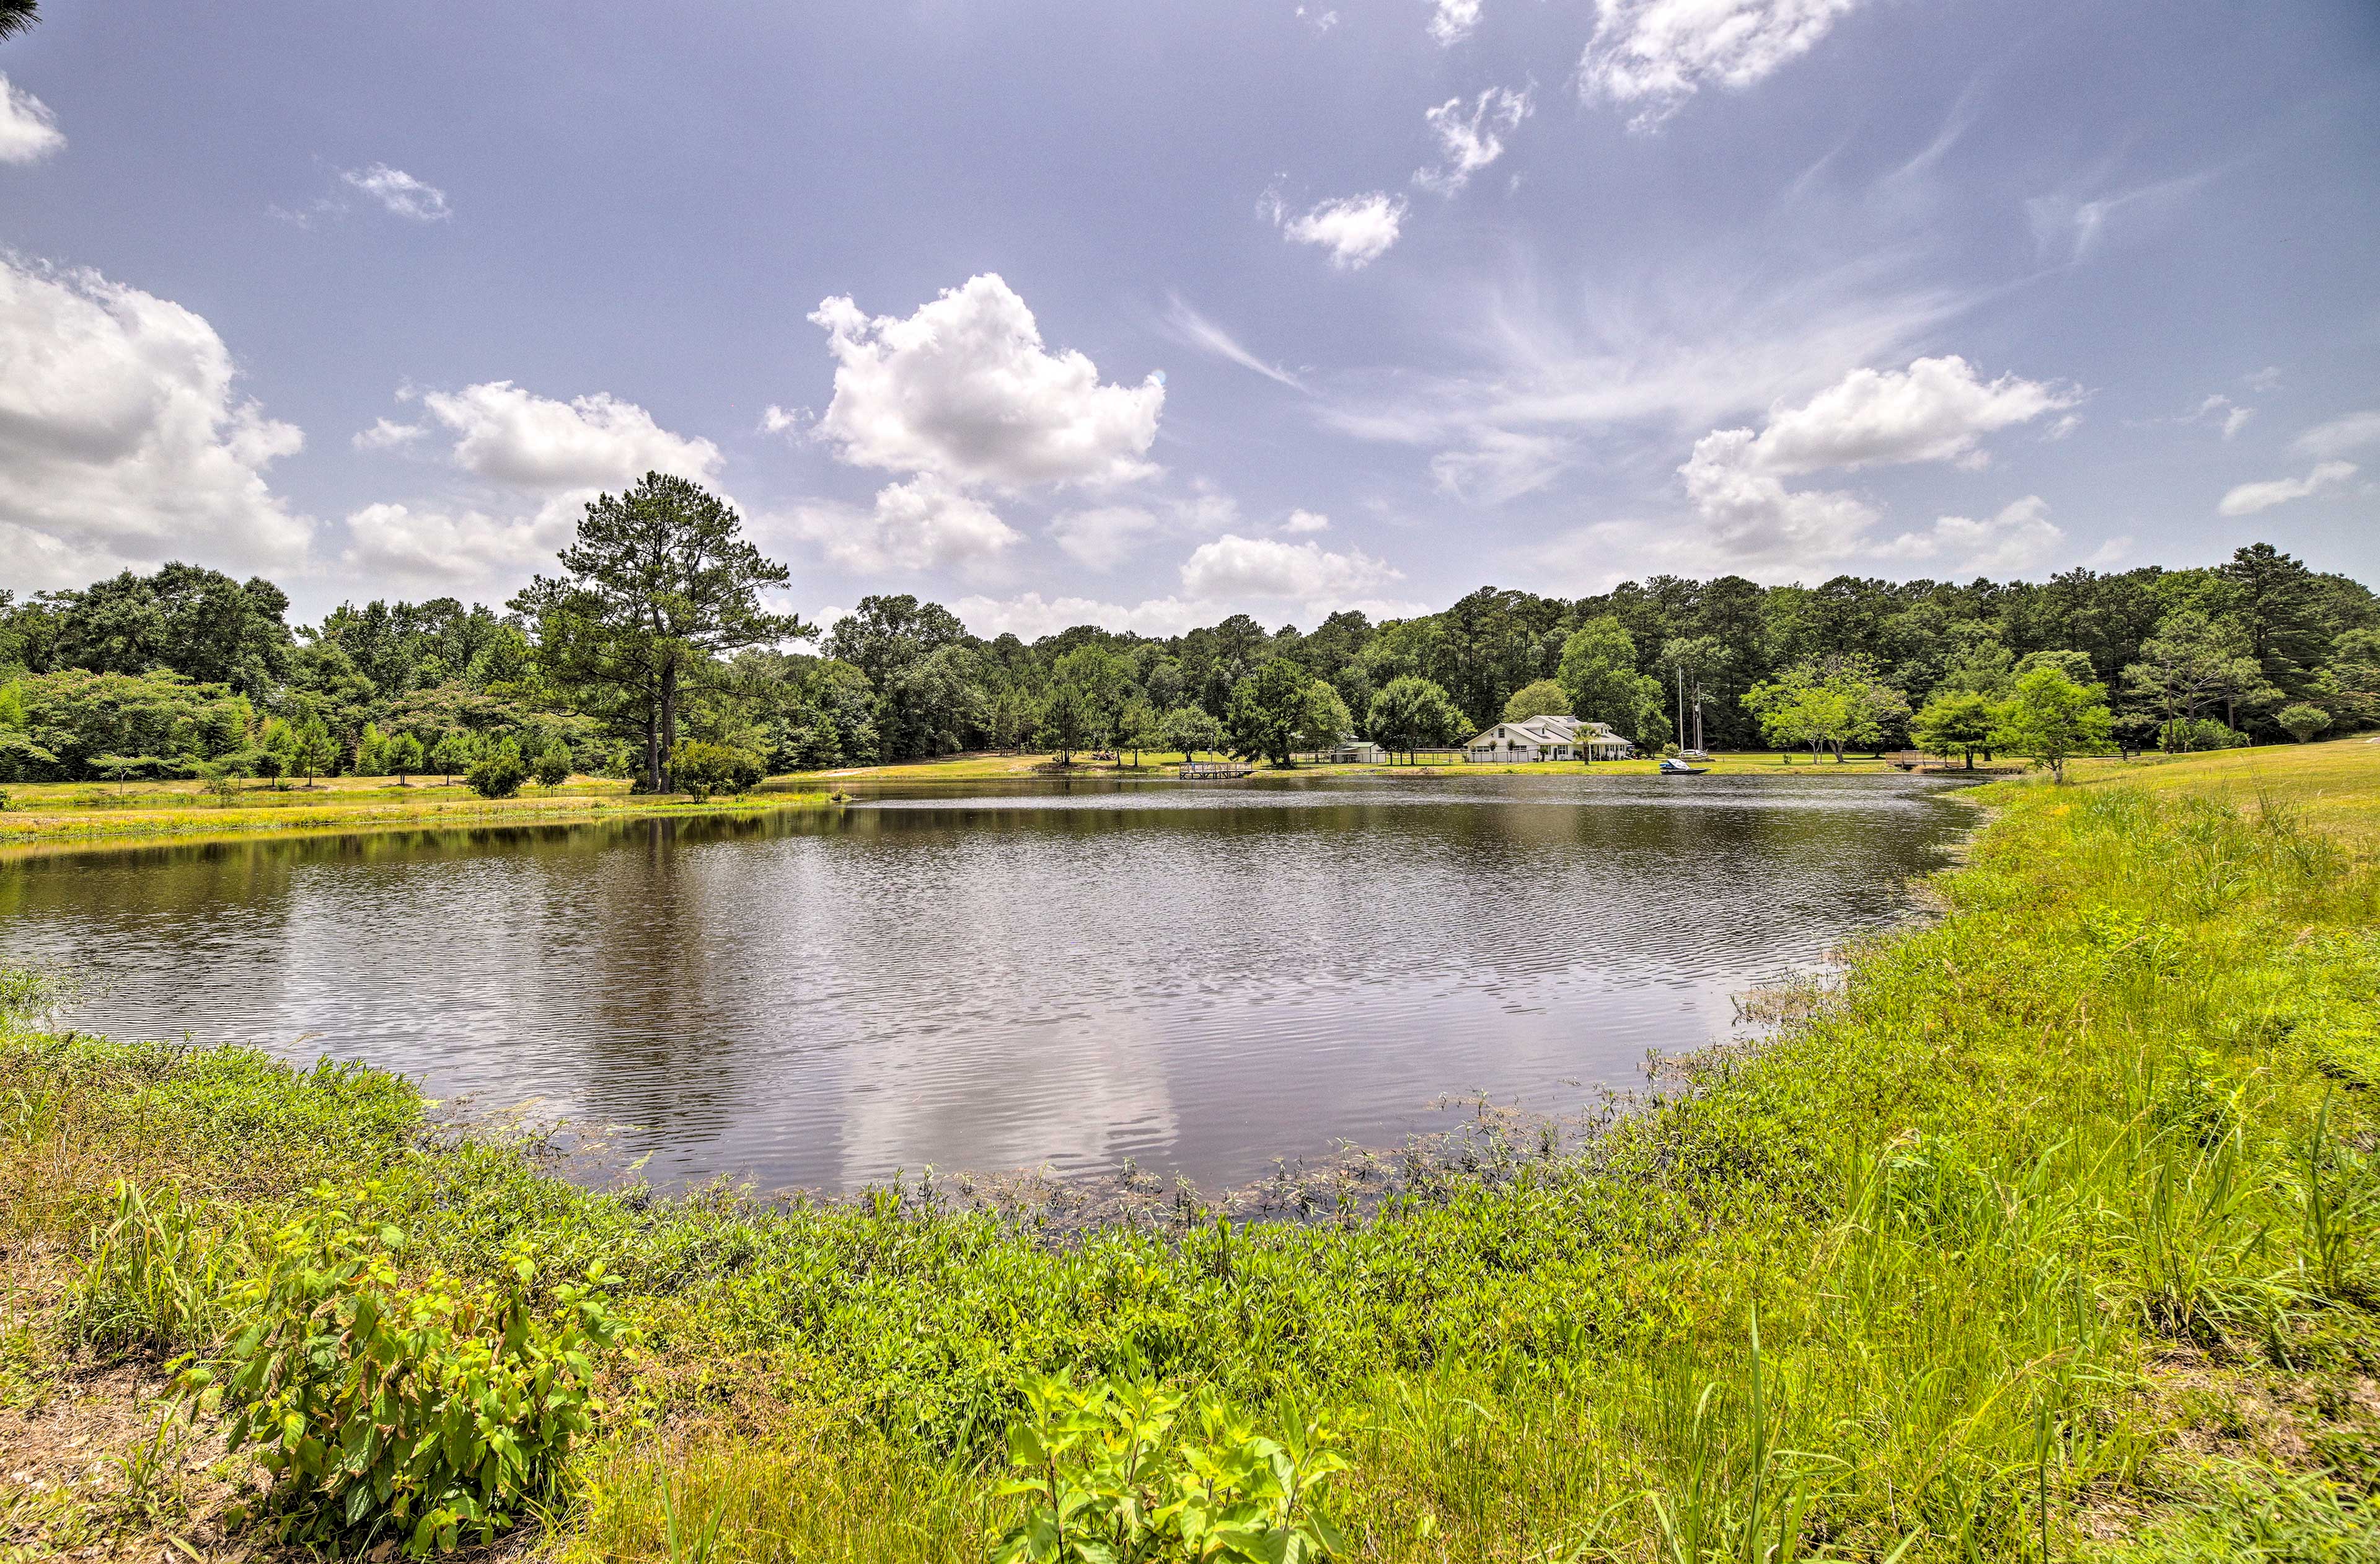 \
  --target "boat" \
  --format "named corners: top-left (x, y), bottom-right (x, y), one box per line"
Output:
top-left (1658, 757), bottom-right (1707, 774)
